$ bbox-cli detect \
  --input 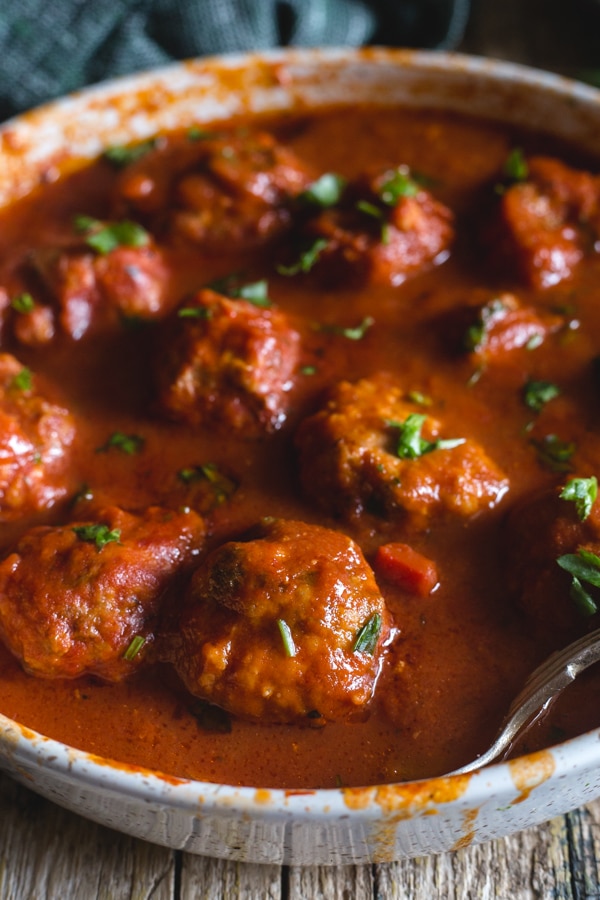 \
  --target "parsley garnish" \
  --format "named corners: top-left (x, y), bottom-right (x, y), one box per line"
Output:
top-left (557, 548), bottom-right (600, 616)
top-left (523, 379), bottom-right (560, 413)
top-left (177, 305), bottom-right (212, 319)
top-left (464, 298), bottom-right (508, 353)
top-left (378, 166), bottom-right (419, 204)
top-left (277, 619), bottom-right (297, 657)
top-left (74, 215), bottom-right (150, 255)
top-left (353, 612), bottom-right (382, 654)
top-left (97, 432), bottom-right (145, 455)
top-left (388, 413), bottom-right (465, 460)
top-left (531, 434), bottom-right (575, 472)
top-left (10, 367), bottom-right (32, 392)
top-left (318, 316), bottom-right (374, 341)
top-left (177, 462), bottom-right (237, 504)
top-left (299, 173), bottom-right (346, 207)
top-left (231, 279), bottom-right (271, 307)
top-left (503, 147), bottom-right (529, 182)
top-left (277, 238), bottom-right (328, 276)
top-left (72, 523), bottom-right (121, 550)
top-left (123, 635), bottom-right (146, 661)
top-left (103, 139), bottom-right (156, 168)
top-left (11, 293), bottom-right (35, 314)
top-left (560, 476), bottom-right (598, 521)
